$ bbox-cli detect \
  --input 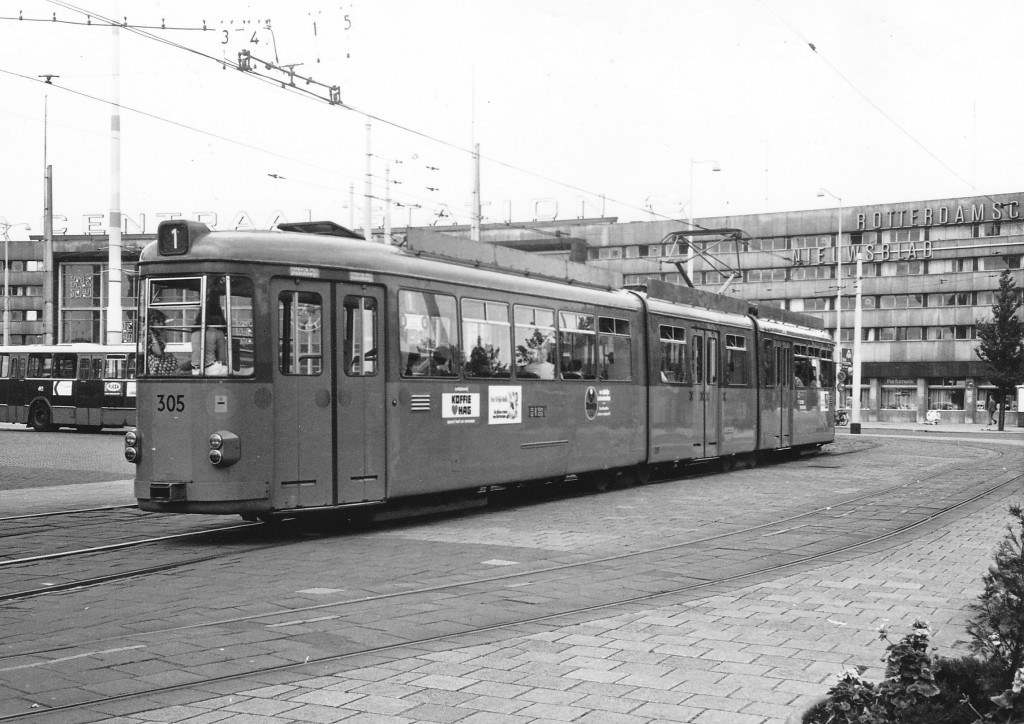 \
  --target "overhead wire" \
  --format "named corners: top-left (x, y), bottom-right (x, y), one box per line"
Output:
top-left (36, 0), bottom-right (692, 232)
